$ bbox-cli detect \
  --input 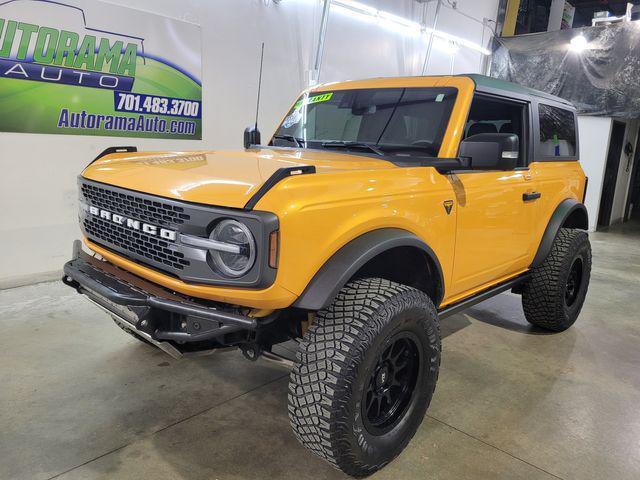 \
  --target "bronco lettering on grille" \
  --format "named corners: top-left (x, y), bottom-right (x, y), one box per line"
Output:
top-left (81, 202), bottom-right (177, 241)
